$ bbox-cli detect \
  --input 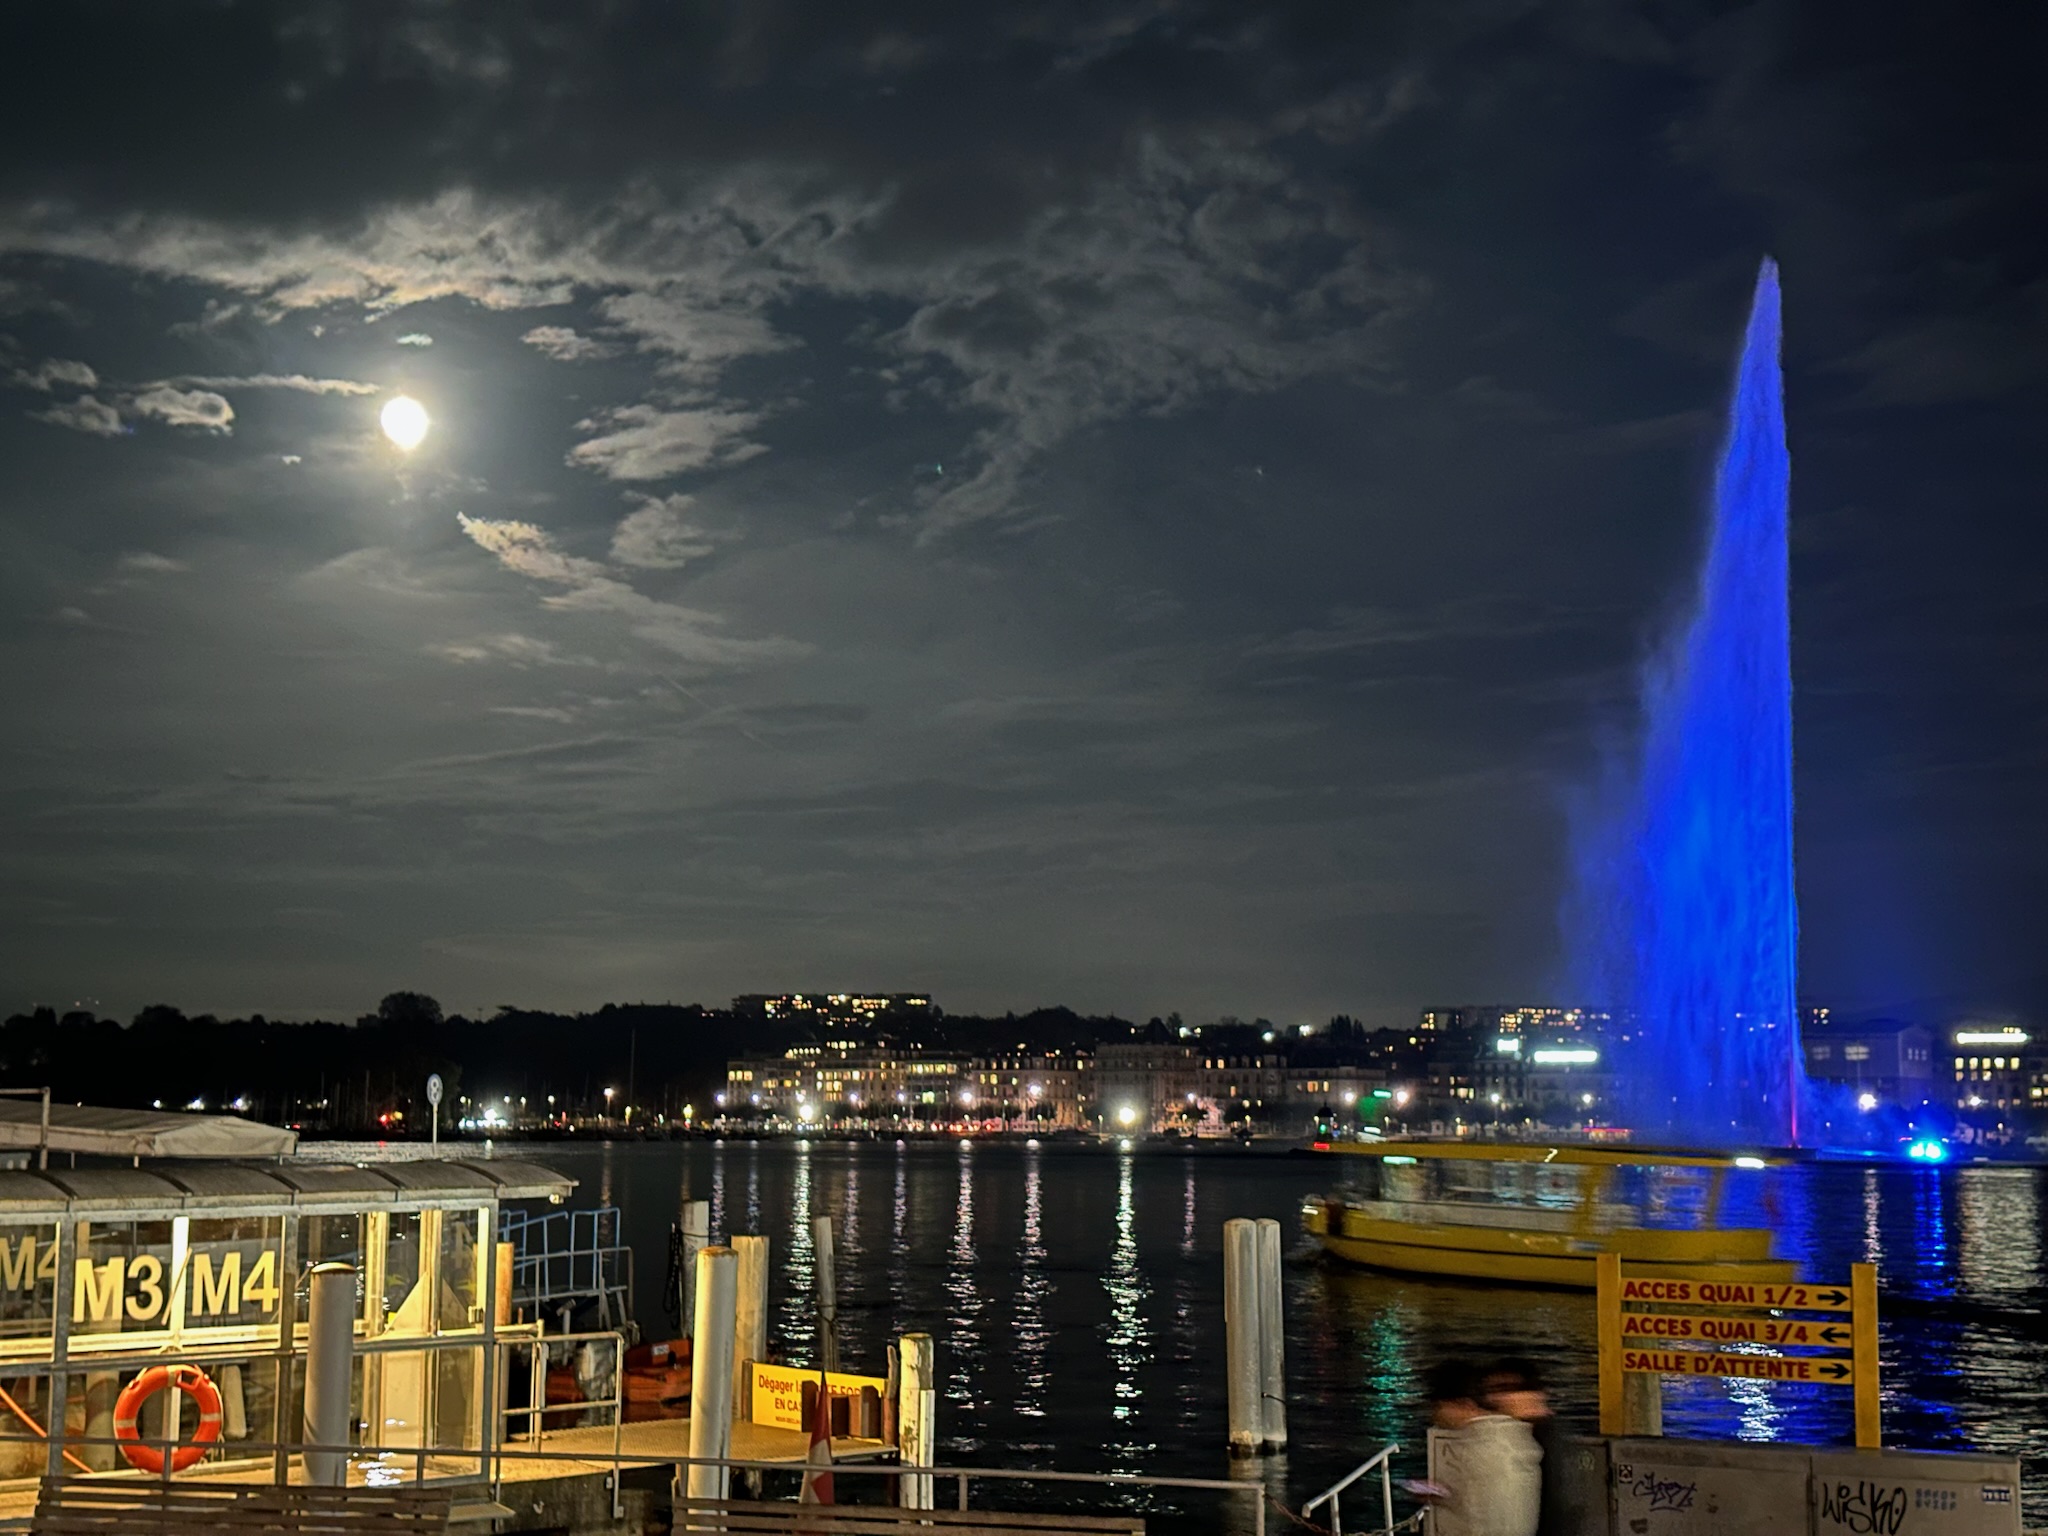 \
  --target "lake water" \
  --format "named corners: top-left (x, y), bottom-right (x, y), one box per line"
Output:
top-left (532, 1141), bottom-right (2046, 1525)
